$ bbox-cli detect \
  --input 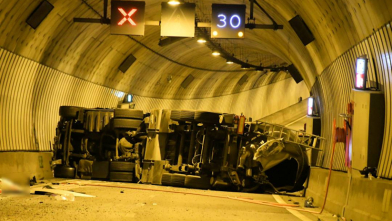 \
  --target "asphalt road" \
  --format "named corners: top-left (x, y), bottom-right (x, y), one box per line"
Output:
top-left (0, 180), bottom-right (336, 221)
